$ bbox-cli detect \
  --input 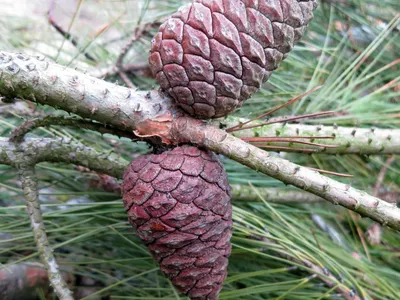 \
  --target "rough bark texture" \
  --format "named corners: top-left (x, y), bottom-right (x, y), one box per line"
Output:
top-left (222, 116), bottom-right (400, 155)
top-left (17, 164), bottom-right (74, 300)
top-left (0, 51), bottom-right (173, 132)
top-left (2, 51), bottom-right (400, 155)
top-left (0, 137), bottom-right (126, 177)
top-left (149, 0), bottom-right (318, 118)
top-left (169, 118), bottom-right (400, 231)
top-left (1, 53), bottom-right (400, 229)
top-left (122, 145), bottom-right (232, 299)
top-left (0, 137), bottom-right (328, 205)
